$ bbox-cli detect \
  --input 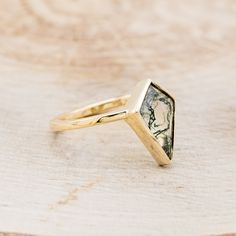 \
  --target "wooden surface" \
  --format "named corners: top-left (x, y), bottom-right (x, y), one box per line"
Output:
top-left (0, 1), bottom-right (236, 235)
